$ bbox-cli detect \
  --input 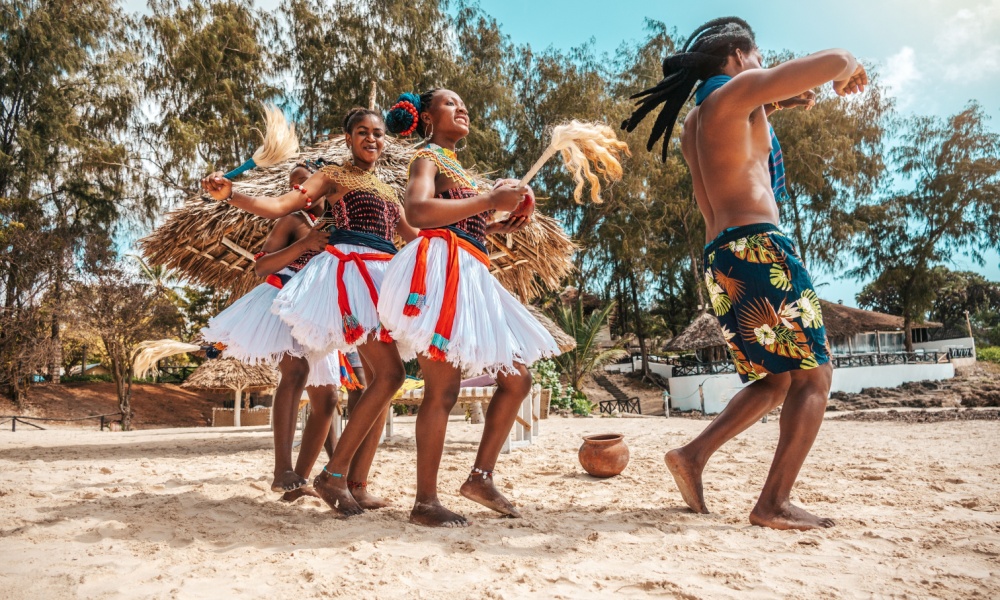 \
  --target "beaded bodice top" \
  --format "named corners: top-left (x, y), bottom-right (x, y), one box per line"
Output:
top-left (408, 145), bottom-right (492, 245)
top-left (321, 163), bottom-right (401, 241)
